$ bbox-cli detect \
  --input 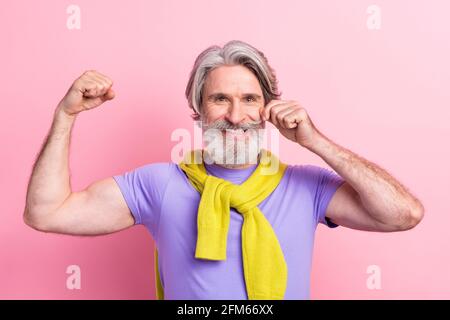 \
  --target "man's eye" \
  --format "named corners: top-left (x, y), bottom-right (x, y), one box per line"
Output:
top-left (215, 96), bottom-right (227, 102)
top-left (245, 96), bottom-right (256, 102)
